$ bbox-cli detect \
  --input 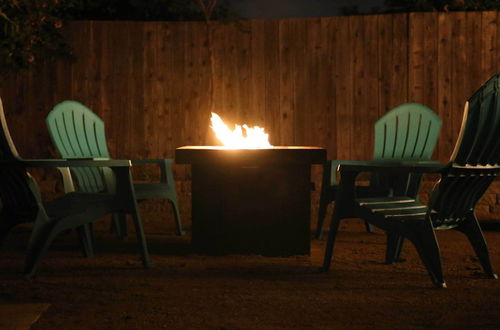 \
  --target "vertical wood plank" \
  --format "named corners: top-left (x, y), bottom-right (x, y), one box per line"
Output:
top-left (262, 19), bottom-right (281, 145)
top-left (249, 20), bottom-right (267, 133)
top-left (482, 11), bottom-right (498, 82)
top-left (465, 12), bottom-right (483, 96)
top-left (352, 15), bottom-right (379, 160)
top-left (391, 14), bottom-right (409, 108)
top-left (437, 12), bottom-right (454, 162)
top-left (334, 16), bottom-right (353, 160)
top-left (292, 18), bottom-right (308, 146)
top-left (279, 19), bottom-right (301, 145)
top-left (451, 12), bottom-right (467, 147)
top-left (320, 17), bottom-right (336, 158)
top-left (422, 13), bottom-right (439, 113)
top-left (409, 13), bottom-right (425, 103)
